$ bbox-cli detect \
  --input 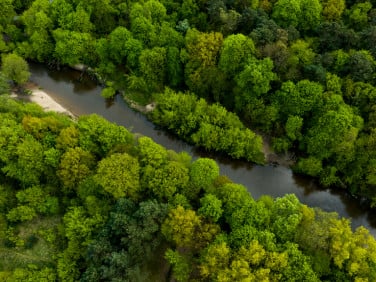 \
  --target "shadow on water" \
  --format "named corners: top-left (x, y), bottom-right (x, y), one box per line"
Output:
top-left (28, 62), bottom-right (376, 236)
